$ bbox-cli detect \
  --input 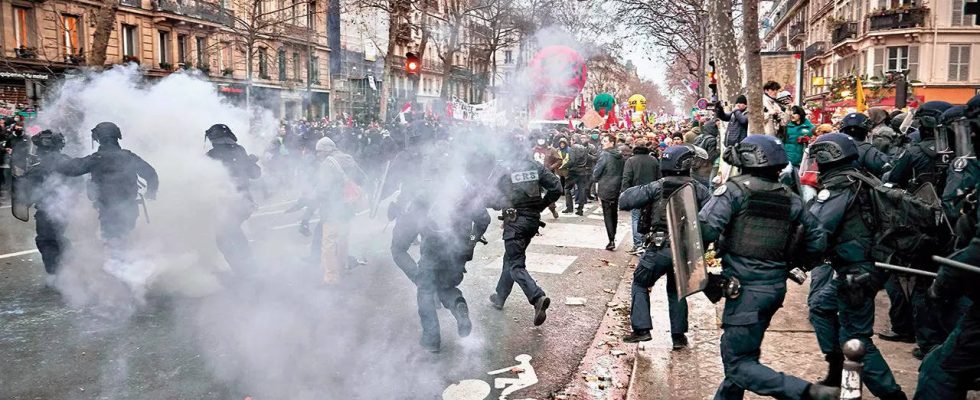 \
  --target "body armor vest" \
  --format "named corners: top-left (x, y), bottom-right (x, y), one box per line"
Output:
top-left (507, 161), bottom-right (542, 209)
top-left (720, 176), bottom-right (795, 261)
top-left (638, 176), bottom-right (691, 235)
